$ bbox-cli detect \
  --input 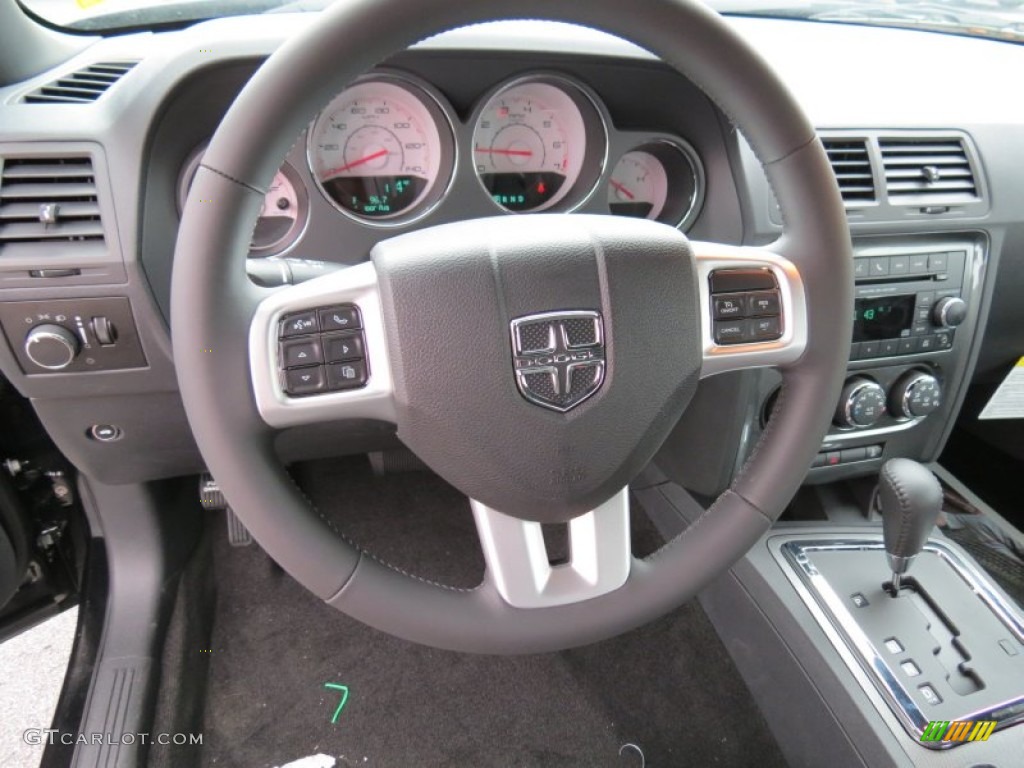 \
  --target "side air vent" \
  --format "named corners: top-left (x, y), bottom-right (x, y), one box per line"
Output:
top-left (0, 157), bottom-right (105, 255)
top-left (21, 62), bottom-right (137, 104)
top-left (879, 137), bottom-right (978, 204)
top-left (821, 138), bottom-right (876, 204)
